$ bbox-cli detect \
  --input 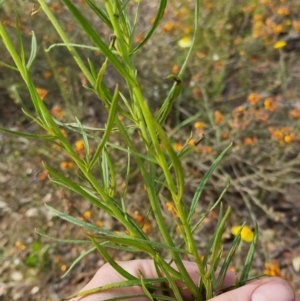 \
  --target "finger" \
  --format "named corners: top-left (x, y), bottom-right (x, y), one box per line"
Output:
top-left (209, 277), bottom-right (296, 301)
top-left (69, 259), bottom-right (234, 301)
top-left (70, 260), bottom-right (155, 301)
